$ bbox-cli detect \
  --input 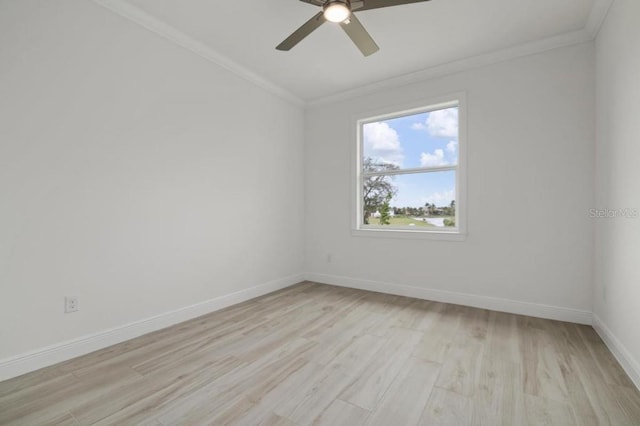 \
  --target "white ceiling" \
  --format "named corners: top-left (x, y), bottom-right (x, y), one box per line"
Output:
top-left (111, 0), bottom-right (604, 103)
